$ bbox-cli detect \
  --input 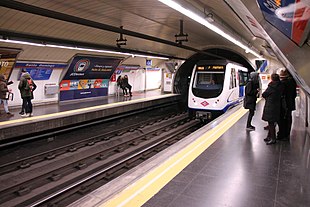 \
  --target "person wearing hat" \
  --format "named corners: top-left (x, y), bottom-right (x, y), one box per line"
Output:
top-left (243, 72), bottom-right (260, 130)
top-left (19, 69), bottom-right (29, 115)
top-left (262, 73), bottom-right (285, 145)
top-left (277, 69), bottom-right (297, 141)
